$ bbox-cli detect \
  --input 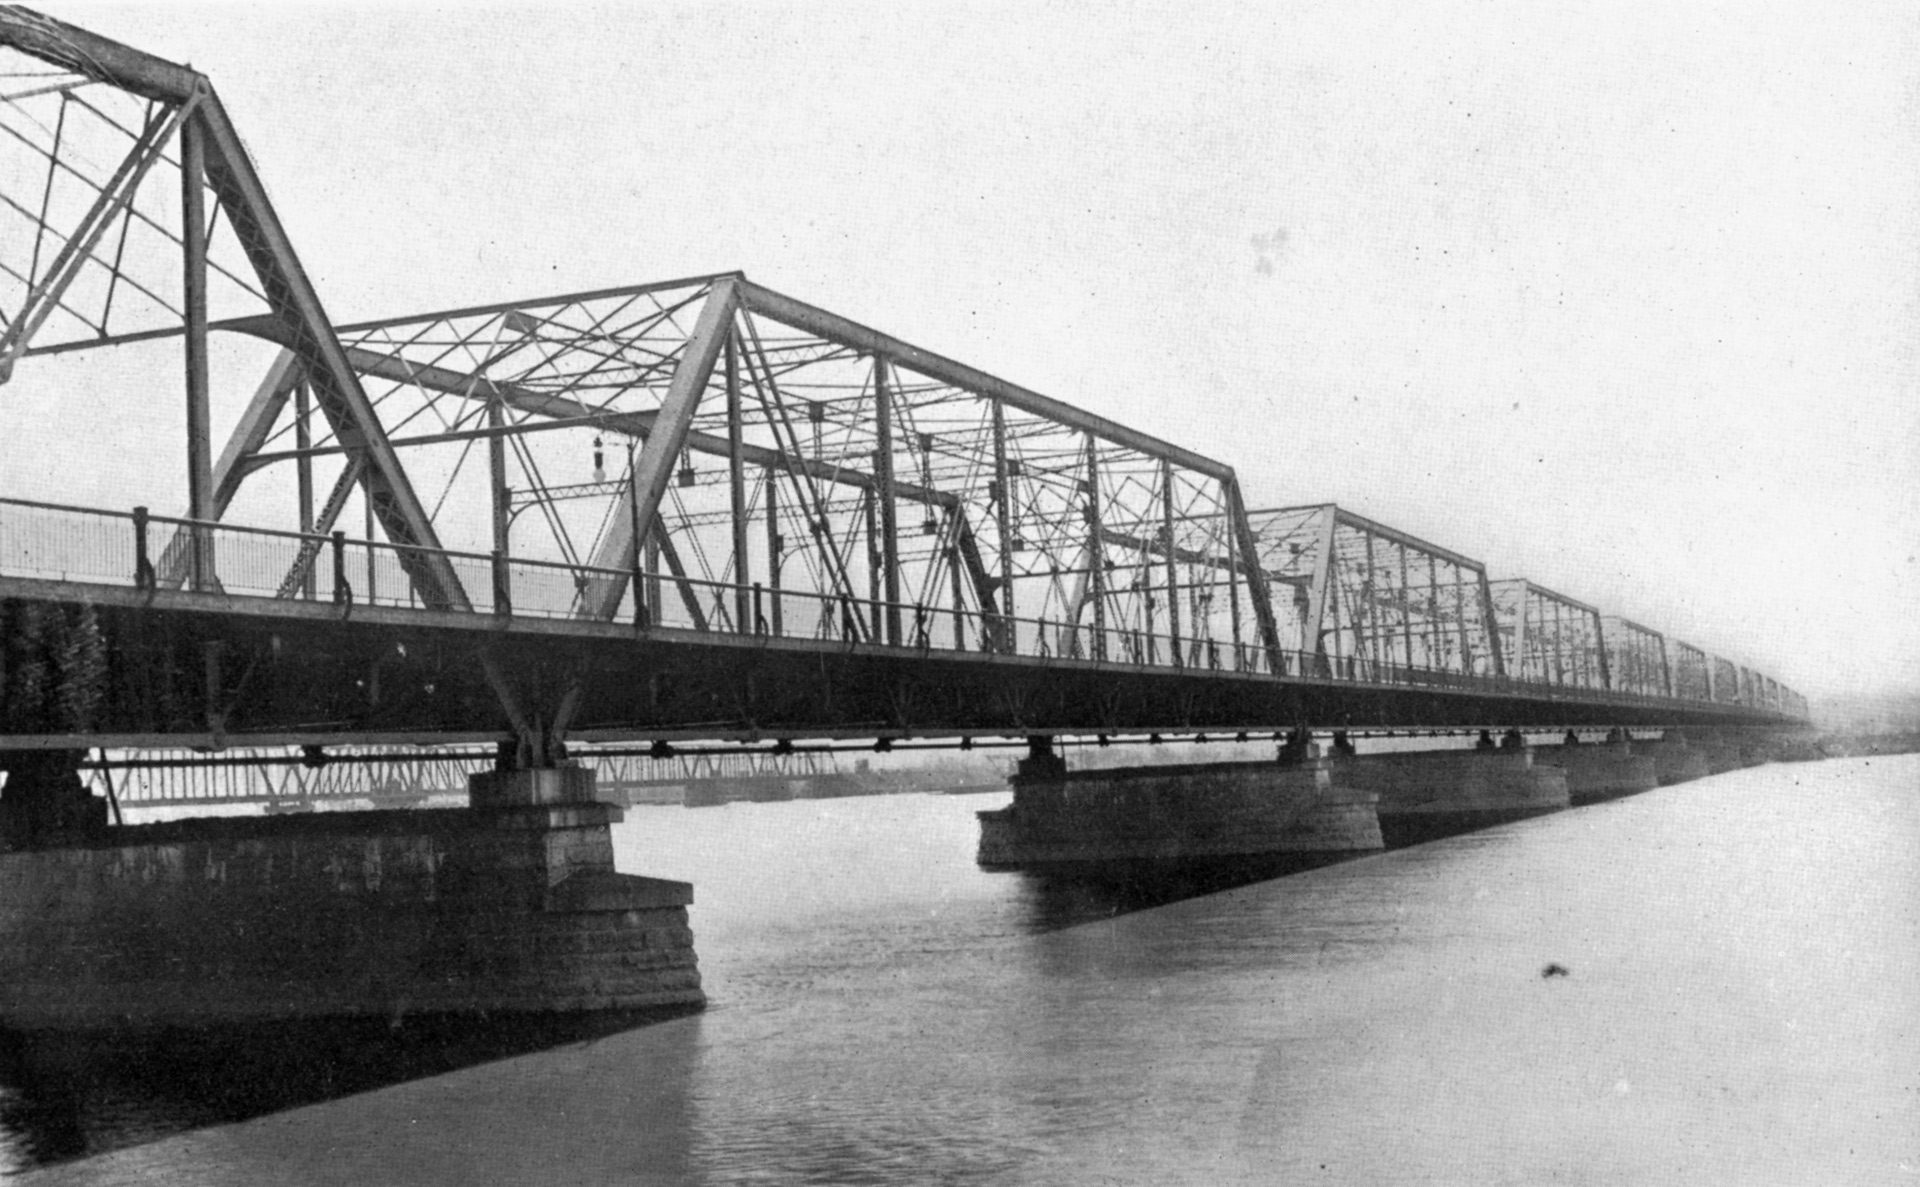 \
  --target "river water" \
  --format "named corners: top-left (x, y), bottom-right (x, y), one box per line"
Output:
top-left (9, 754), bottom-right (1917, 1185)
